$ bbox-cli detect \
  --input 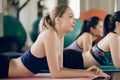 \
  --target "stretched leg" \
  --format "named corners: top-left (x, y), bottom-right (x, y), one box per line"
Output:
top-left (0, 54), bottom-right (10, 78)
